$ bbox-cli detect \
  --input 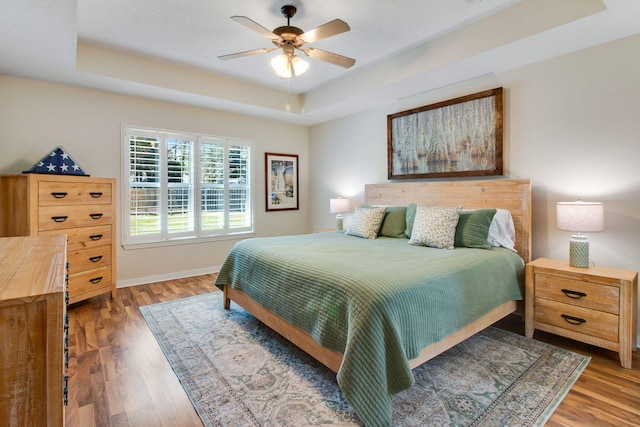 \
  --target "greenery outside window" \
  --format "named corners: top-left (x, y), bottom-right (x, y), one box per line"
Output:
top-left (122, 126), bottom-right (253, 249)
